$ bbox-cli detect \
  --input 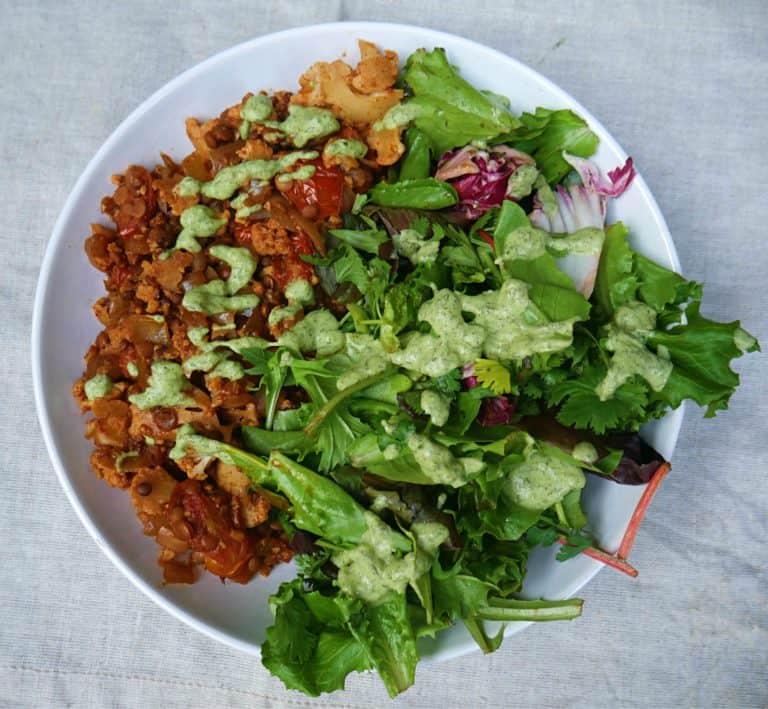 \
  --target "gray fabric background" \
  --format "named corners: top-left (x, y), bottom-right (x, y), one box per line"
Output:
top-left (2, 1), bottom-right (766, 707)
